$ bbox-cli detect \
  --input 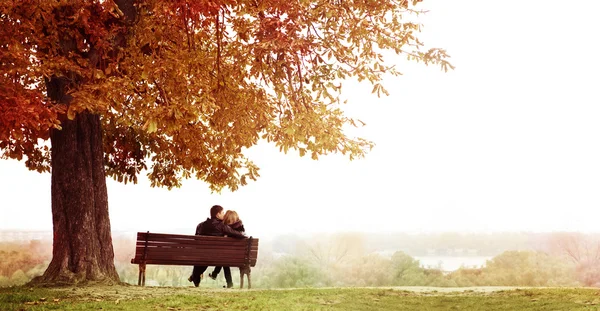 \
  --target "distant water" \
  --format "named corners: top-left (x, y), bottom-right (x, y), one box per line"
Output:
top-left (414, 256), bottom-right (492, 271)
